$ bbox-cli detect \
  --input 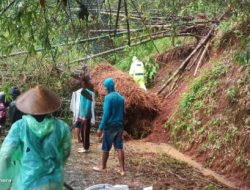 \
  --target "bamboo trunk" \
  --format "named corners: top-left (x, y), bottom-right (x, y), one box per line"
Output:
top-left (70, 32), bottom-right (188, 64)
top-left (157, 25), bottom-right (215, 95)
top-left (194, 42), bottom-right (210, 76)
